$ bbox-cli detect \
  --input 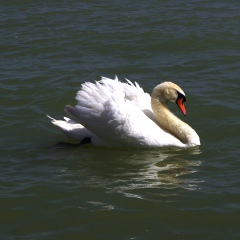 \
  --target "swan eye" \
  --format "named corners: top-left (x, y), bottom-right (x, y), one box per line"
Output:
top-left (176, 91), bottom-right (186, 103)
